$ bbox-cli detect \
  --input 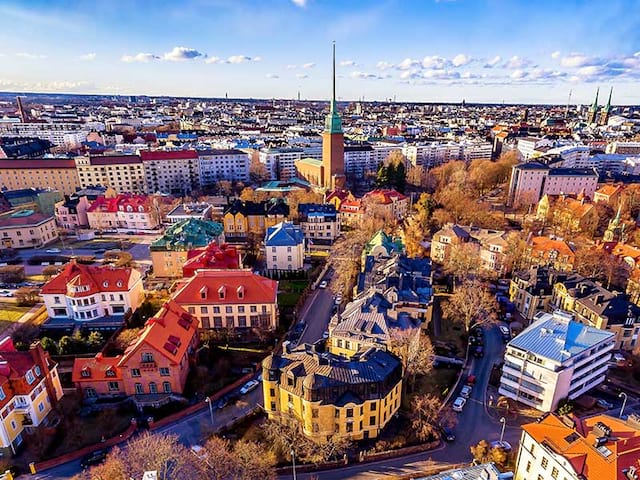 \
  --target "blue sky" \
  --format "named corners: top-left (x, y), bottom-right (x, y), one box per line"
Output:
top-left (1, 0), bottom-right (639, 104)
